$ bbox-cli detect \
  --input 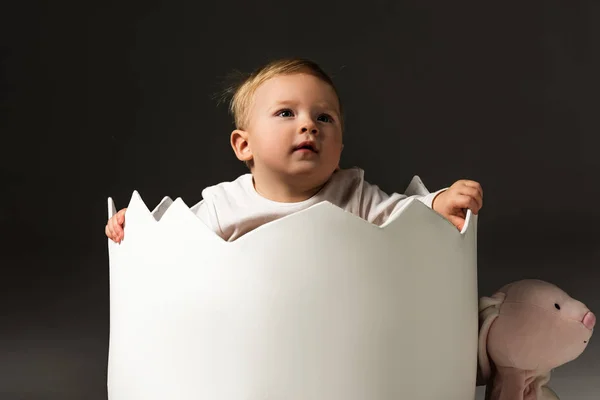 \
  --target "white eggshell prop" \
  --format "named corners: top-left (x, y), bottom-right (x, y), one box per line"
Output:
top-left (106, 176), bottom-right (478, 400)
